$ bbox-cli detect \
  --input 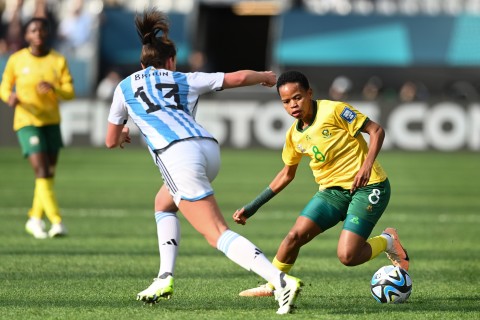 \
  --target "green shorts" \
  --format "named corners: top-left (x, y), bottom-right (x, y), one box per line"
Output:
top-left (300, 179), bottom-right (391, 239)
top-left (17, 125), bottom-right (63, 157)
